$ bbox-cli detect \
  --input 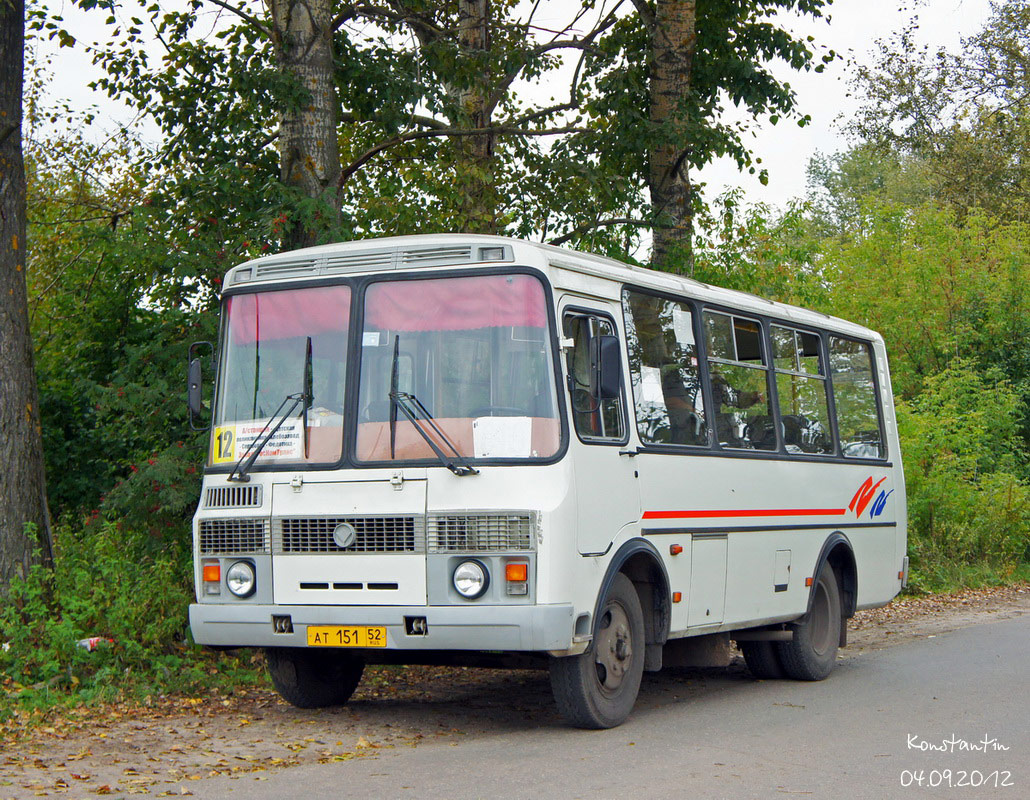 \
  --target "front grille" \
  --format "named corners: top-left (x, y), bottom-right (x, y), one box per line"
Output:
top-left (205, 485), bottom-right (262, 509)
top-left (199, 518), bottom-right (269, 554)
top-left (273, 516), bottom-right (424, 554)
top-left (427, 512), bottom-right (537, 552)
